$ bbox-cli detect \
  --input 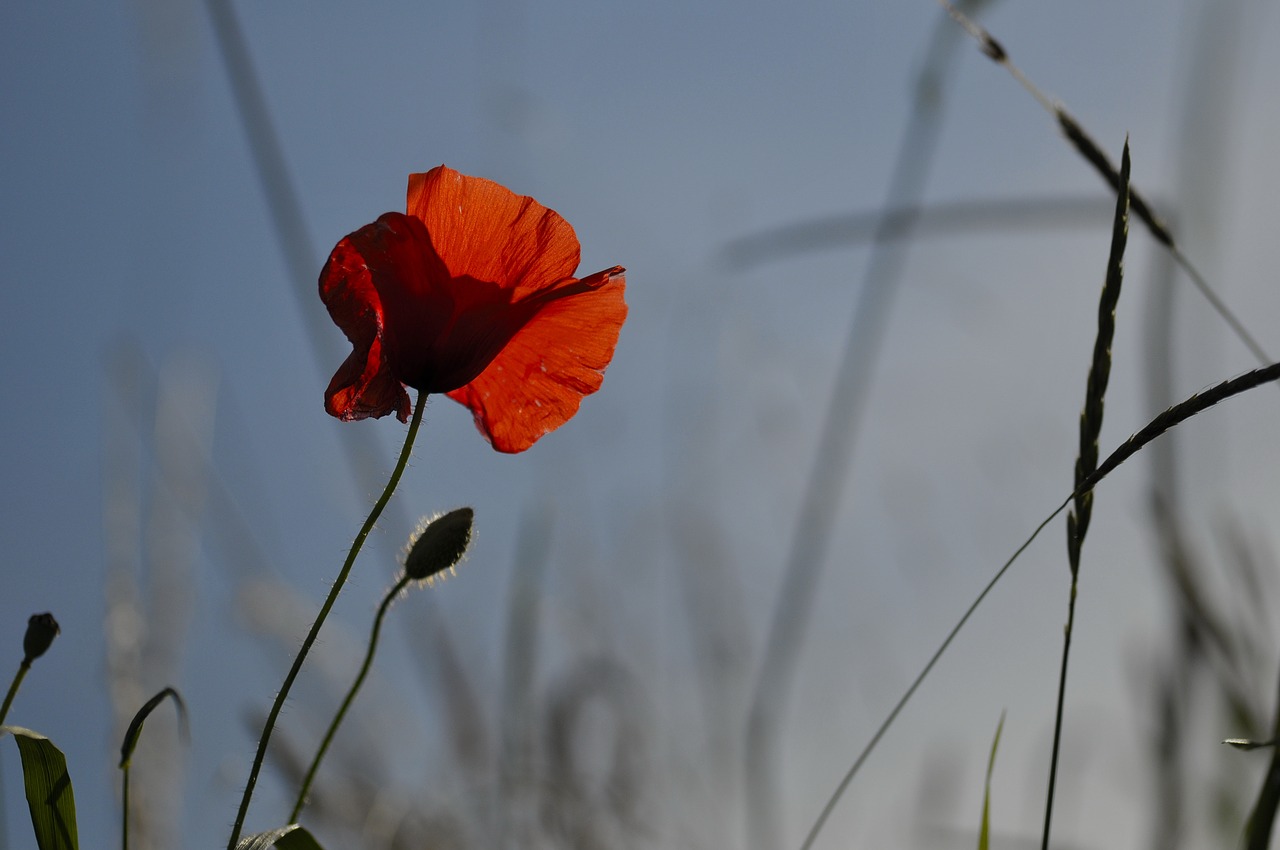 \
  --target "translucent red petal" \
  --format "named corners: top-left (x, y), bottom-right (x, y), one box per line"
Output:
top-left (407, 166), bottom-right (581, 298)
top-left (446, 266), bottom-right (627, 452)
